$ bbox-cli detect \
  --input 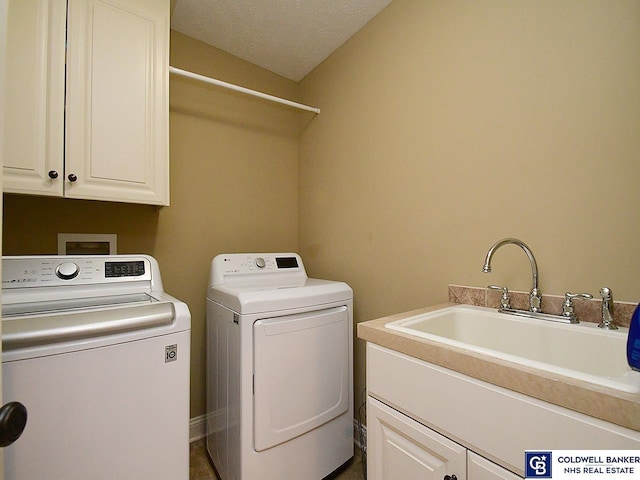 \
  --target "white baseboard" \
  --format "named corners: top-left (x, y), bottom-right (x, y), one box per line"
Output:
top-left (190, 414), bottom-right (367, 448)
top-left (190, 414), bottom-right (207, 443)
